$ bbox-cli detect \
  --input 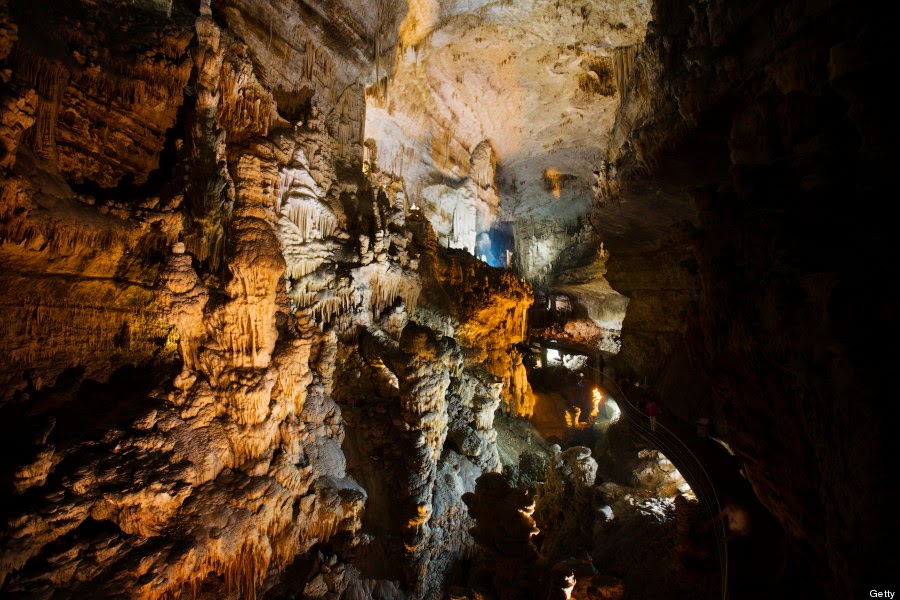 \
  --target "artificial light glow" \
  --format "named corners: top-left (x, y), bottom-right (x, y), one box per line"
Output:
top-left (544, 168), bottom-right (563, 199)
top-left (590, 388), bottom-right (603, 419)
top-left (711, 436), bottom-right (735, 455)
top-left (564, 406), bottom-right (582, 427)
top-left (398, 0), bottom-right (438, 47)
top-left (562, 573), bottom-right (576, 598)
top-left (546, 348), bottom-right (560, 362)
top-left (672, 469), bottom-right (693, 495)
